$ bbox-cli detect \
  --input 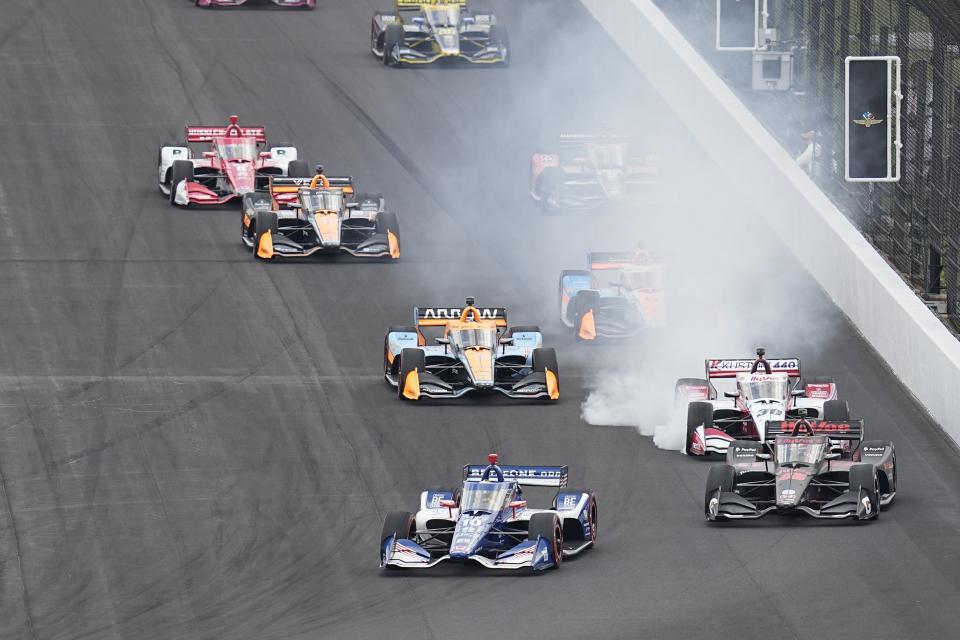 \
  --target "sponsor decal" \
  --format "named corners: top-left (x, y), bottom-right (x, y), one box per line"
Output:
top-left (862, 446), bottom-right (885, 457)
top-left (560, 494), bottom-right (579, 509)
top-left (421, 307), bottom-right (504, 320)
top-left (775, 420), bottom-right (856, 434)
top-left (708, 358), bottom-right (799, 372)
